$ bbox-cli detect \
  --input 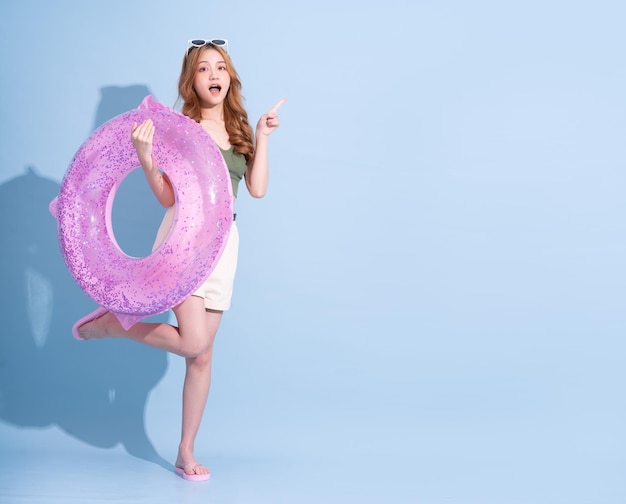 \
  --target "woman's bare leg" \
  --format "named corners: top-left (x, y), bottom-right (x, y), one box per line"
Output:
top-left (79, 297), bottom-right (222, 476)
top-left (175, 309), bottom-right (222, 476)
top-left (79, 295), bottom-right (210, 358)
